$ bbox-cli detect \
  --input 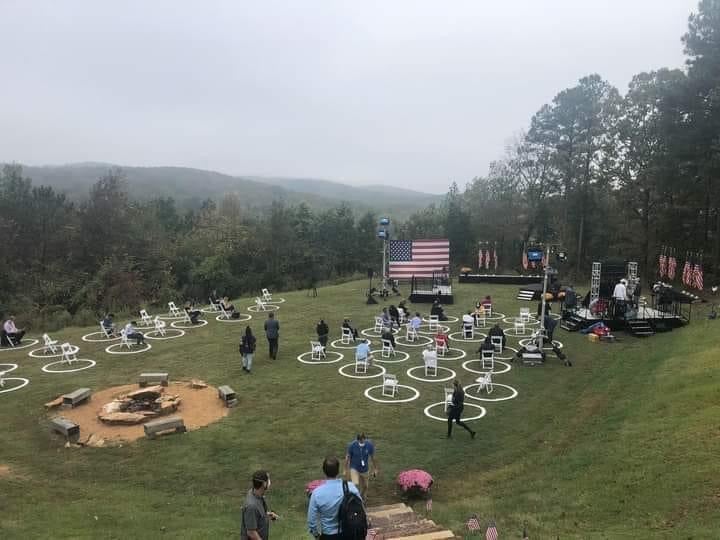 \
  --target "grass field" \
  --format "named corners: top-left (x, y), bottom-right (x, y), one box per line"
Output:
top-left (1, 279), bottom-right (719, 539)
